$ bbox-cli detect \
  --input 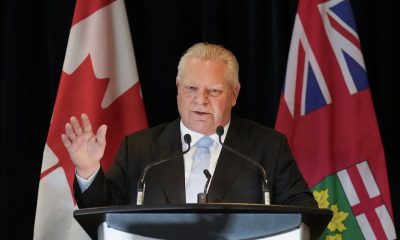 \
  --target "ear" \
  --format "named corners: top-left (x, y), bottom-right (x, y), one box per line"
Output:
top-left (231, 84), bottom-right (240, 106)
